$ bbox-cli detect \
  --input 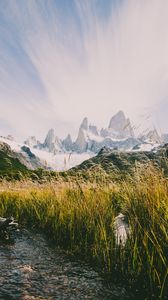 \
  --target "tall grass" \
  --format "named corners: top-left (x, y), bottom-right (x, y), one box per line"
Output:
top-left (0, 166), bottom-right (168, 299)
